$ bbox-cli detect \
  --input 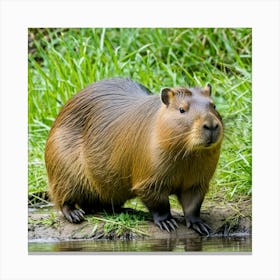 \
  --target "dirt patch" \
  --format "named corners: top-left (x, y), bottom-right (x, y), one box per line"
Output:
top-left (28, 198), bottom-right (251, 241)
